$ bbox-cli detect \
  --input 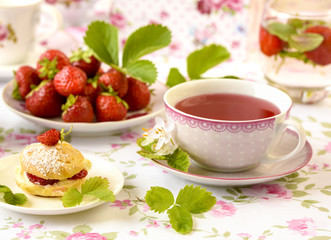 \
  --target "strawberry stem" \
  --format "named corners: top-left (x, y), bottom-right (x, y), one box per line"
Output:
top-left (60, 126), bottom-right (73, 142)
